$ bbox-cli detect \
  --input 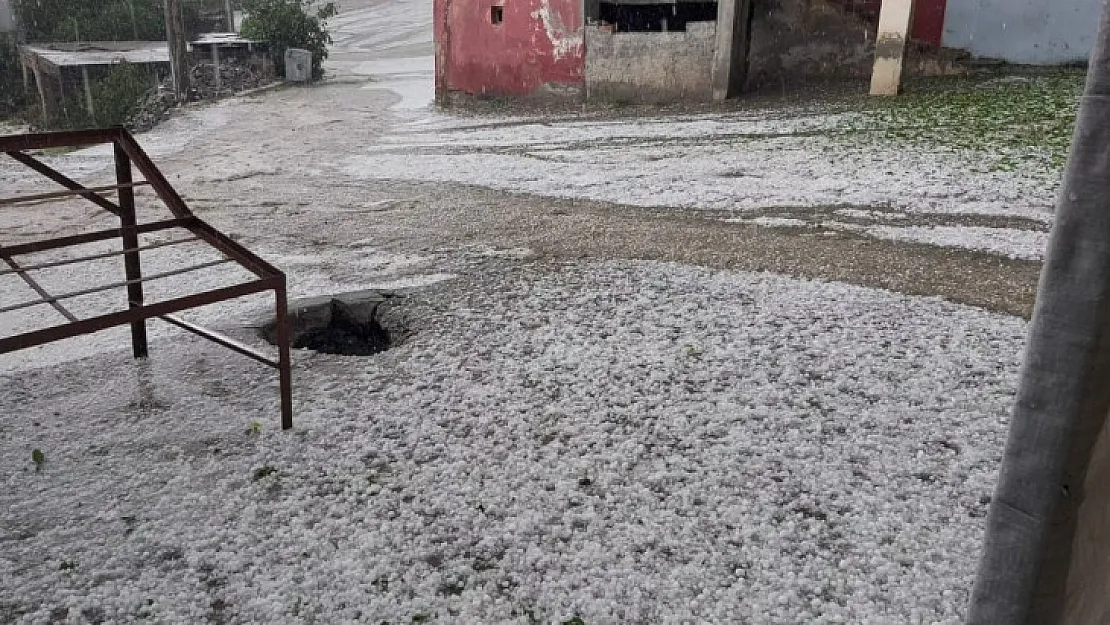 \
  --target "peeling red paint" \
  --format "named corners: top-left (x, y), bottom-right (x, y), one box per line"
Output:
top-left (436, 0), bottom-right (585, 97)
